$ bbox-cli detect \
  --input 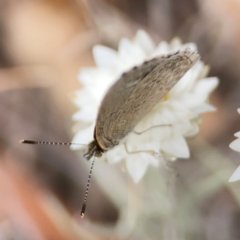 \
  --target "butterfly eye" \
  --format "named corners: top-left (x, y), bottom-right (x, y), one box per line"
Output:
top-left (95, 151), bottom-right (103, 158)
